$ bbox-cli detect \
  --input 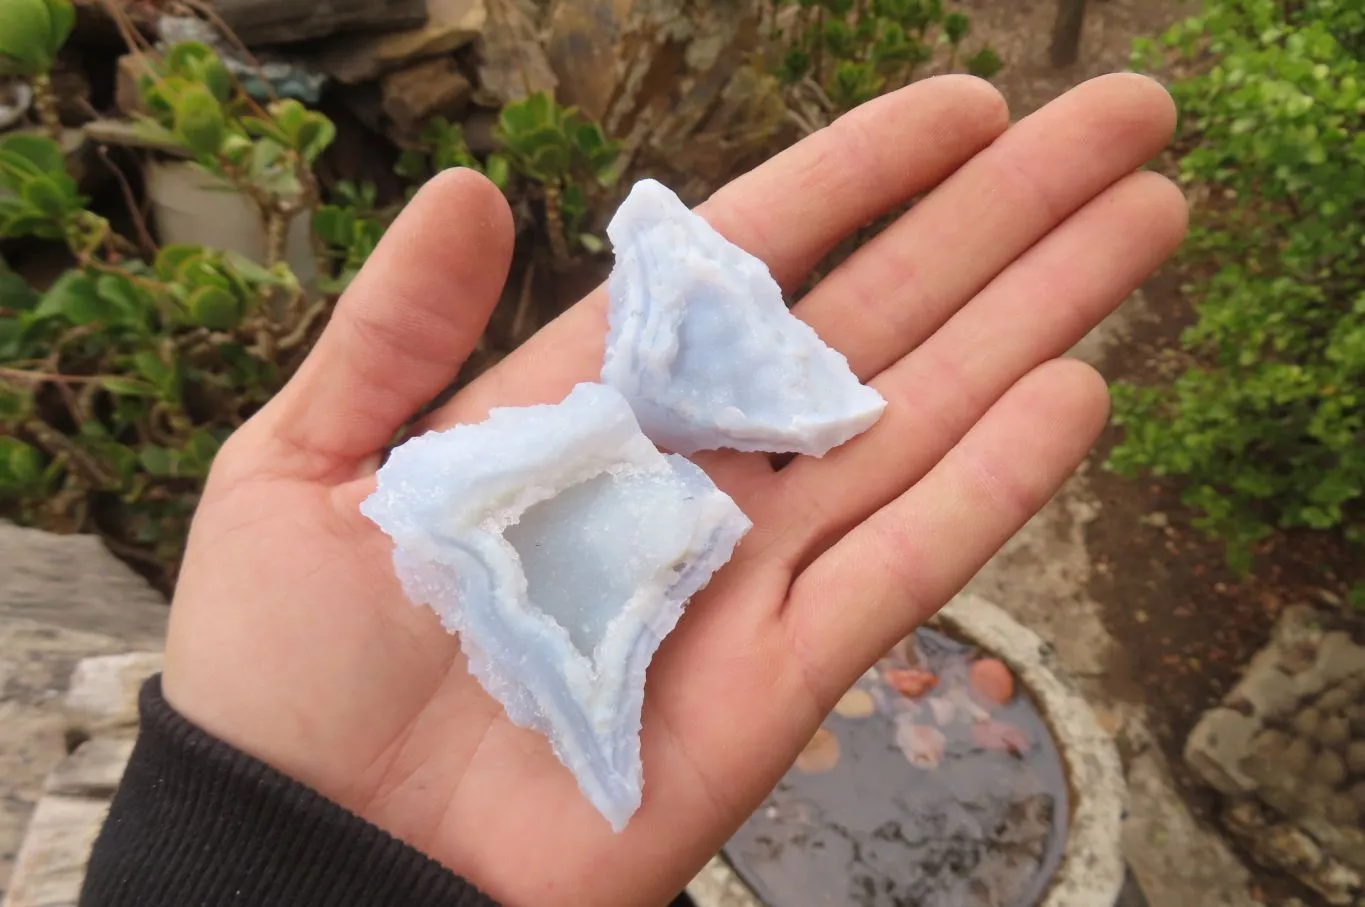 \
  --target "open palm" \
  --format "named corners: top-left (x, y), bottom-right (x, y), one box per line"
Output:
top-left (161, 74), bottom-right (1185, 907)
